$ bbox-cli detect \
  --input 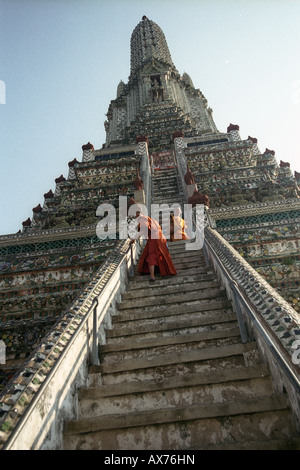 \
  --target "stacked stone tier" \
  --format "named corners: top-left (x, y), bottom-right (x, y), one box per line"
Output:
top-left (0, 146), bottom-right (144, 390)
